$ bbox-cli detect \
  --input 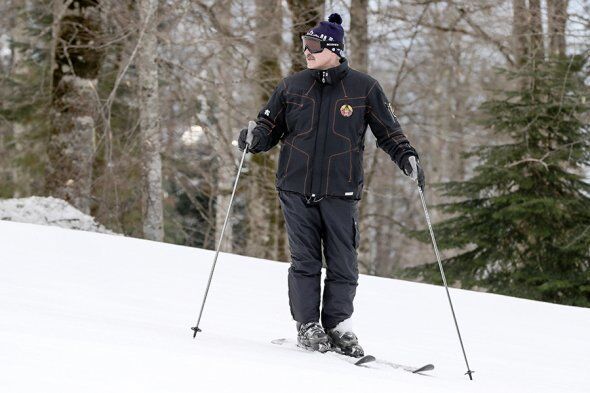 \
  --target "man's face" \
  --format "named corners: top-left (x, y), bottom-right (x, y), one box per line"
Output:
top-left (305, 48), bottom-right (338, 70)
